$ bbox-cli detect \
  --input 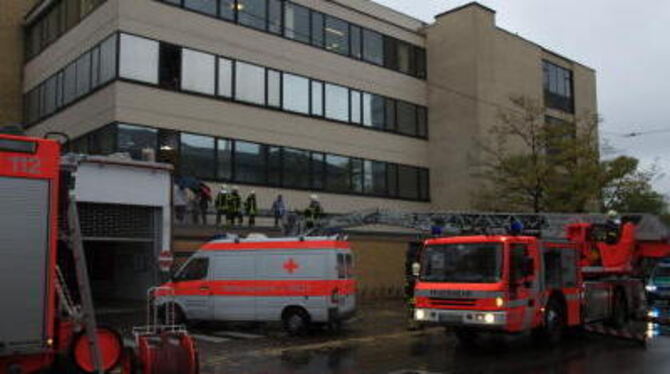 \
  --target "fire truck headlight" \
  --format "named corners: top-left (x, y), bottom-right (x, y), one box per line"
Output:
top-left (484, 313), bottom-right (495, 324)
top-left (415, 309), bottom-right (426, 321)
top-left (495, 297), bottom-right (504, 308)
top-left (648, 309), bottom-right (660, 318)
top-left (47, 338), bottom-right (54, 347)
top-left (646, 284), bottom-right (657, 292)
